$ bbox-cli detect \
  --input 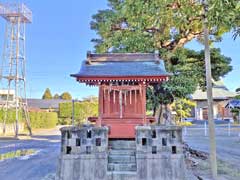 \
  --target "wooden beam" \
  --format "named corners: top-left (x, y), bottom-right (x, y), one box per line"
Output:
top-left (130, 90), bottom-right (132, 104)
top-left (76, 75), bottom-right (169, 84)
top-left (142, 83), bottom-right (147, 125)
top-left (97, 85), bottom-right (104, 127)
